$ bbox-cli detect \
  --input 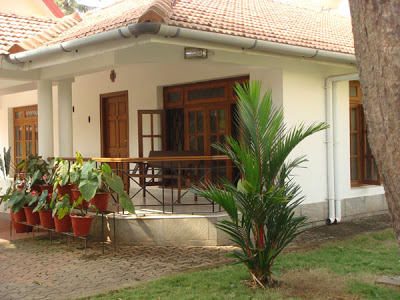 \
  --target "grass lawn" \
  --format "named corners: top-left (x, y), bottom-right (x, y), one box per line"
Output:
top-left (87, 229), bottom-right (400, 299)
